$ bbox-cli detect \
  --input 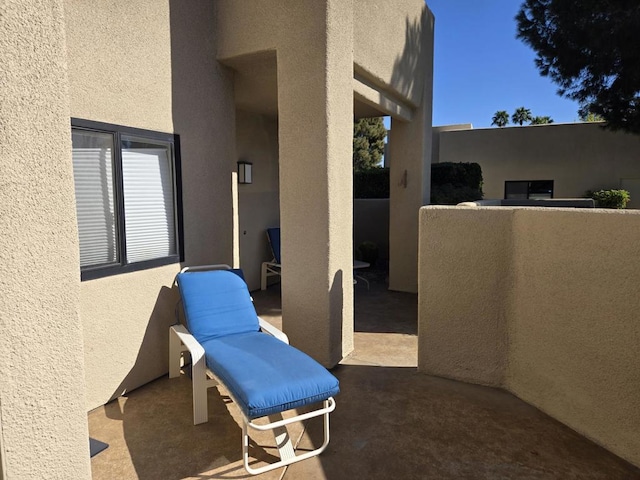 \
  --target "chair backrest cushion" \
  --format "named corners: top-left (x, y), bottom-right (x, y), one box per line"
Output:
top-left (177, 270), bottom-right (259, 343)
top-left (266, 227), bottom-right (281, 264)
